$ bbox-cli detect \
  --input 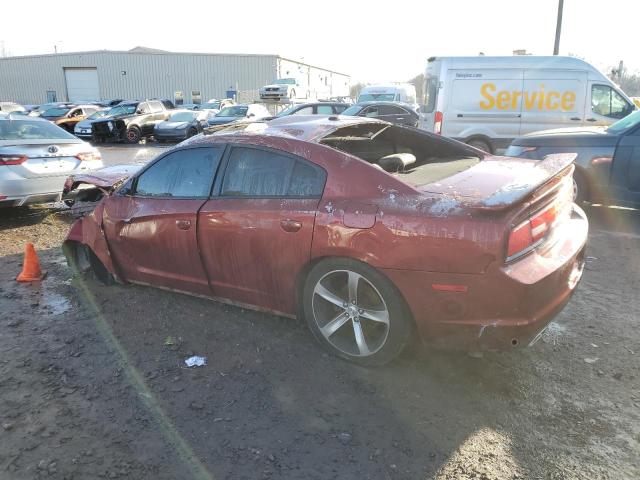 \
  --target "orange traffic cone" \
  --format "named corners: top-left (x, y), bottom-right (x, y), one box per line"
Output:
top-left (16, 243), bottom-right (46, 282)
